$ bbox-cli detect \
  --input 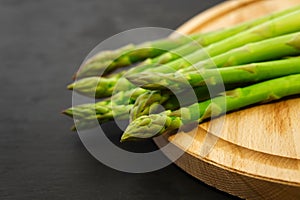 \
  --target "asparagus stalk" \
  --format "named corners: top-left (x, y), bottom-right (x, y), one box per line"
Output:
top-left (75, 5), bottom-right (300, 79)
top-left (67, 72), bottom-right (137, 98)
top-left (66, 54), bottom-right (300, 129)
top-left (64, 89), bottom-right (172, 128)
top-left (63, 88), bottom-right (146, 129)
top-left (64, 85), bottom-right (214, 129)
top-left (130, 10), bottom-right (300, 75)
top-left (68, 71), bottom-right (125, 98)
top-left (128, 31), bottom-right (300, 78)
top-left (115, 5), bottom-right (300, 78)
top-left (63, 87), bottom-right (145, 116)
top-left (69, 35), bottom-right (206, 97)
top-left (129, 85), bottom-right (220, 121)
top-left (68, 52), bottom-right (300, 128)
top-left (68, 7), bottom-right (300, 98)
top-left (69, 31), bottom-right (300, 98)
top-left (197, 5), bottom-right (300, 46)
top-left (121, 74), bottom-right (300, 141)
top-left (128, 56), bottom-right (300, 120)
top-left (127, 56), bottom-right (300, 91)
top-left (68, 36), bottom-right (205, 98)
top-left (74, 33), bottom-right (207, 79)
